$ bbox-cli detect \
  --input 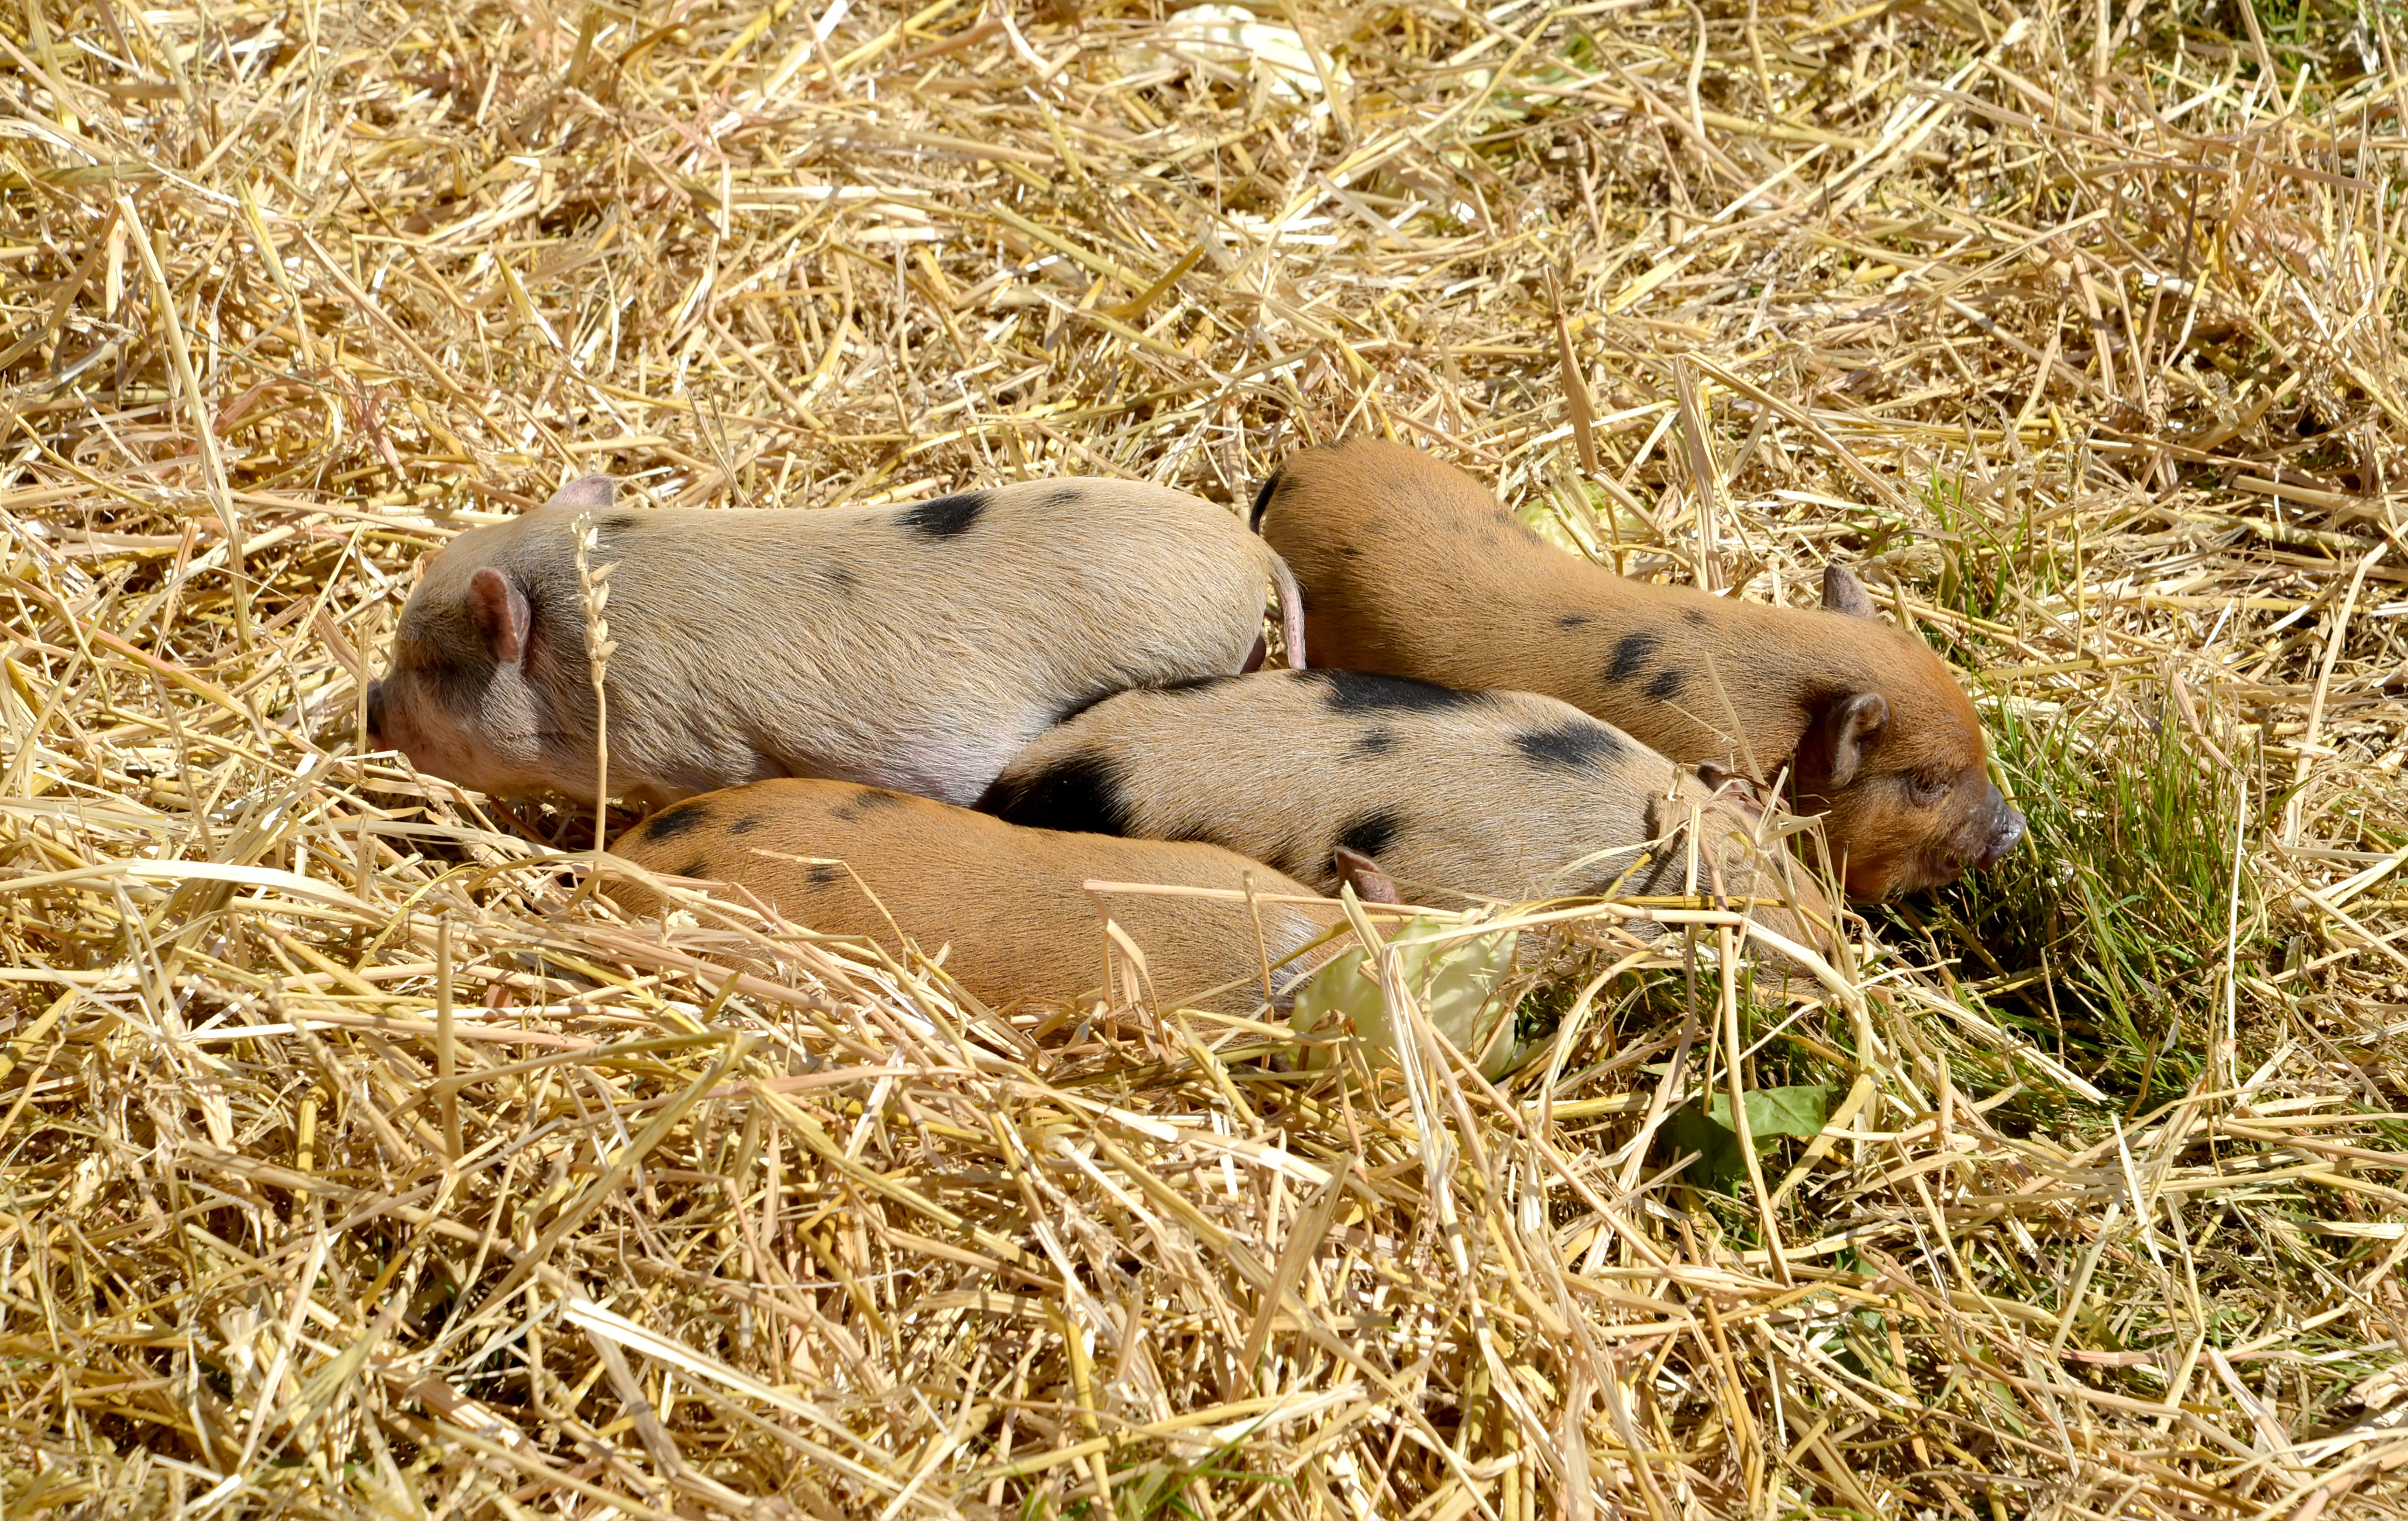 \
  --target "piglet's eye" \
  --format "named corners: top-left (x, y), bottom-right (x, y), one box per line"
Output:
top-left (1907, 773), bottom-right (1948, 804)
